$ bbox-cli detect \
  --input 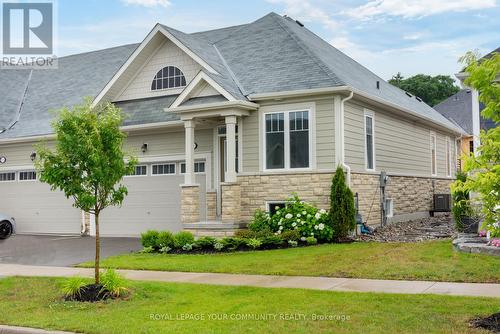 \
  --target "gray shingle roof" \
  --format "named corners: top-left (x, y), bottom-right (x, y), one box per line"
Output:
top-left (433, 89), bottom-right (473, 134)
top-left (0, 12), bottom-right (463, 140)
top-left (0, 44), bottom-right (137, 139)
top-left (180, 95), bottom-right (227, 107)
